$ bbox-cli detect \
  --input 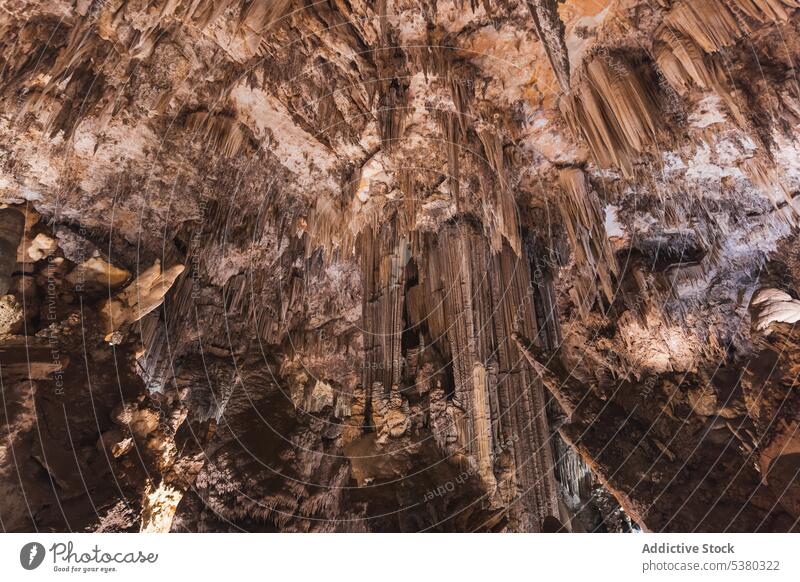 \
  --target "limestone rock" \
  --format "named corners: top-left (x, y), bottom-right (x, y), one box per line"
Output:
top-left (0, 294), bottom-right (23, 337)
top-left (66, 257), bottom-right (131, 289)
top-left (25, 233), bottom-right (58, 262)
top-left (750, 288), bottom-right (800, 331)
top-left (101, 260), bottom-right (184, 340)
top-left (98, 429), bottom-right (134, 458)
